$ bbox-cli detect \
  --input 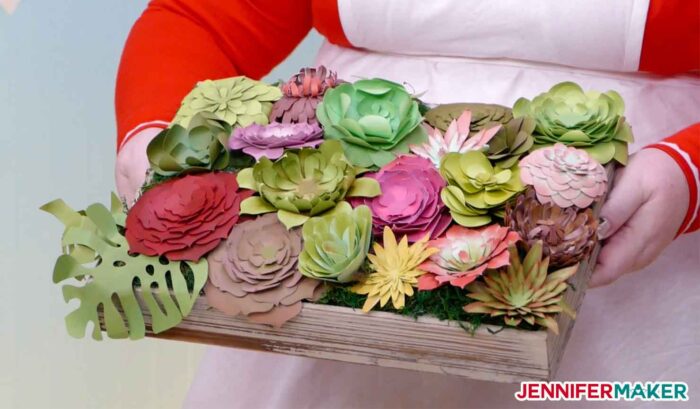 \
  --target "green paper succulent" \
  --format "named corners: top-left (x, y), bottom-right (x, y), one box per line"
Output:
top-left (425, 103), bottom-right (514, 133)
top-left (513, 82), bottom-right (633, 165)
top-left (316, 78), bottom-right (427, 168)
top-left (299, 202), bottom-right (372, 283)
top-left (237, 141), bottom-right (381, 229)
top-left (440, 150), bottom-right (524, 227)
top-left (173, 76), bottom-right (282, 128)
top-left (424, 103), bottom-right (534, 169)
top-left (40, 194), bottom-right (207, 340)
top-left (147, 112), bottom-right (231, 177)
